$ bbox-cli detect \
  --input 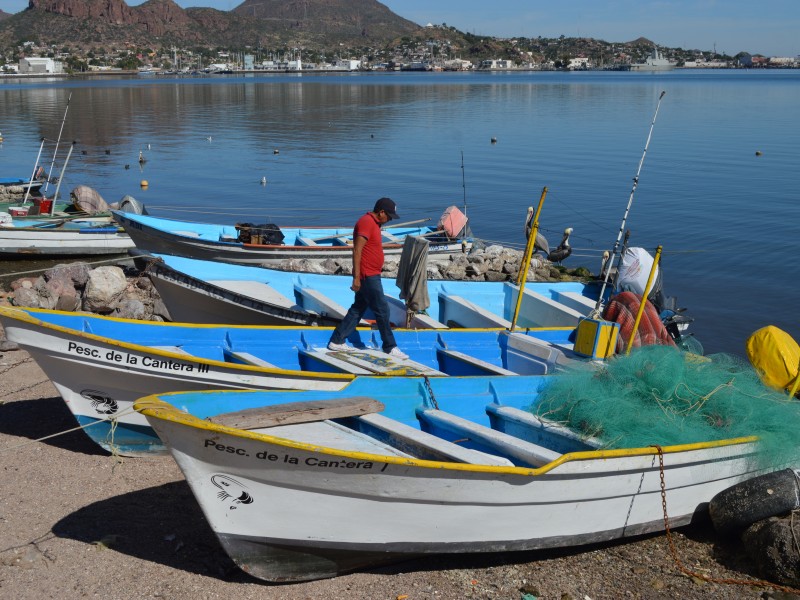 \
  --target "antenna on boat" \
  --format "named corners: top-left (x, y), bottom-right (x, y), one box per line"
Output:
top-left (43, 92), bottom-right (72, 195)
top-left (592, 90), bottom-right (666, 316)
top-left (460, 150), bottom-right (467, 243)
